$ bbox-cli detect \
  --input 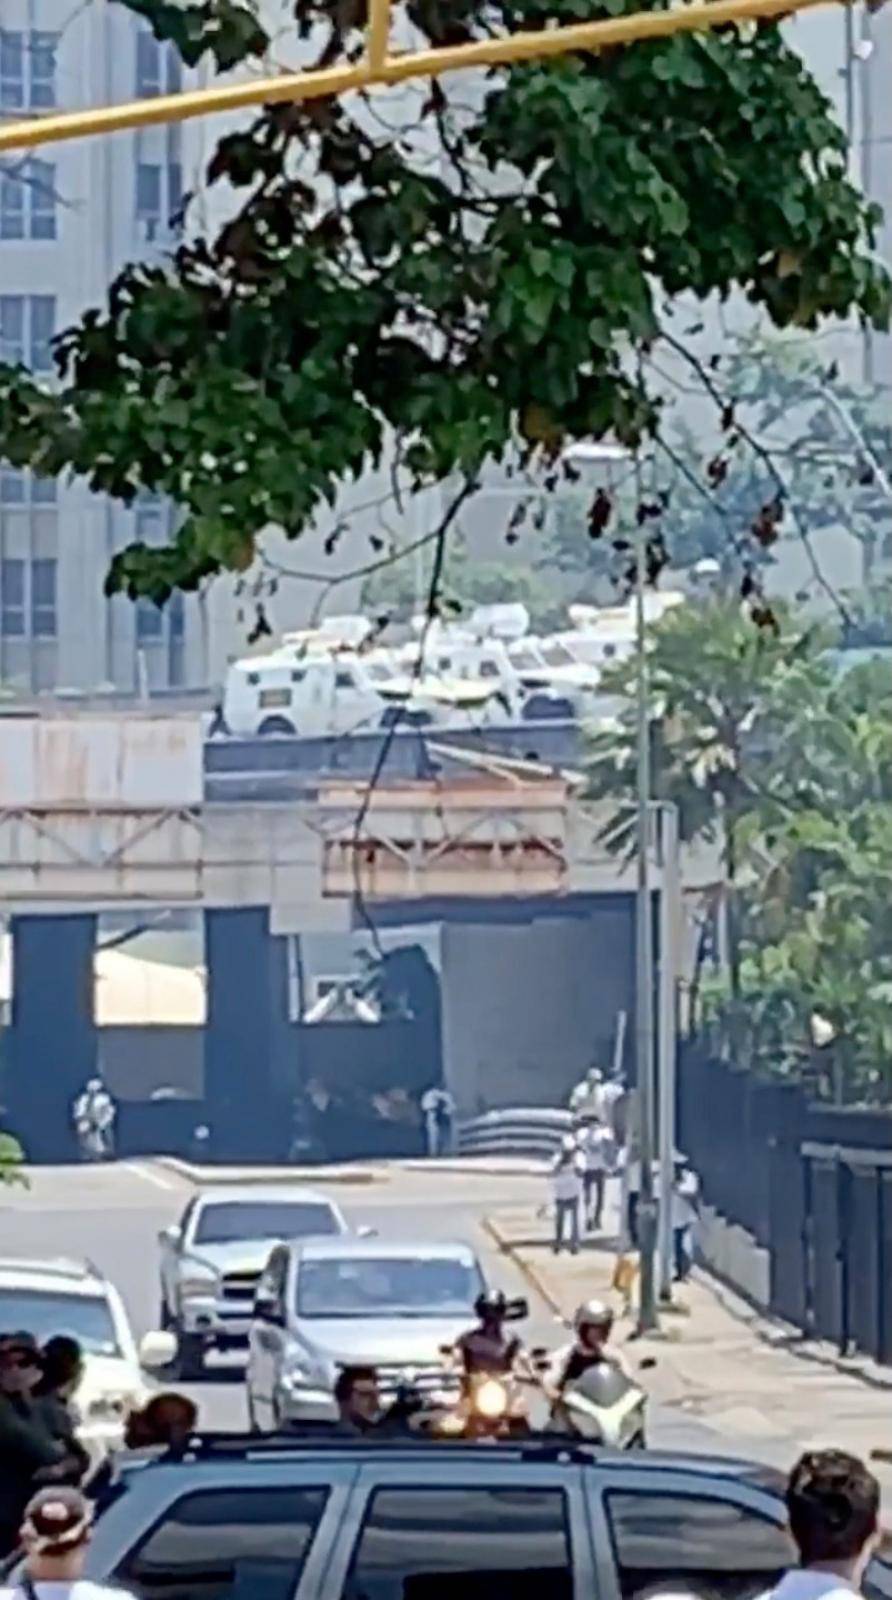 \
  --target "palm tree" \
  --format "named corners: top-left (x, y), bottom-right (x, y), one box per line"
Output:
top-left (585, 598), bottom-right (829, 995)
